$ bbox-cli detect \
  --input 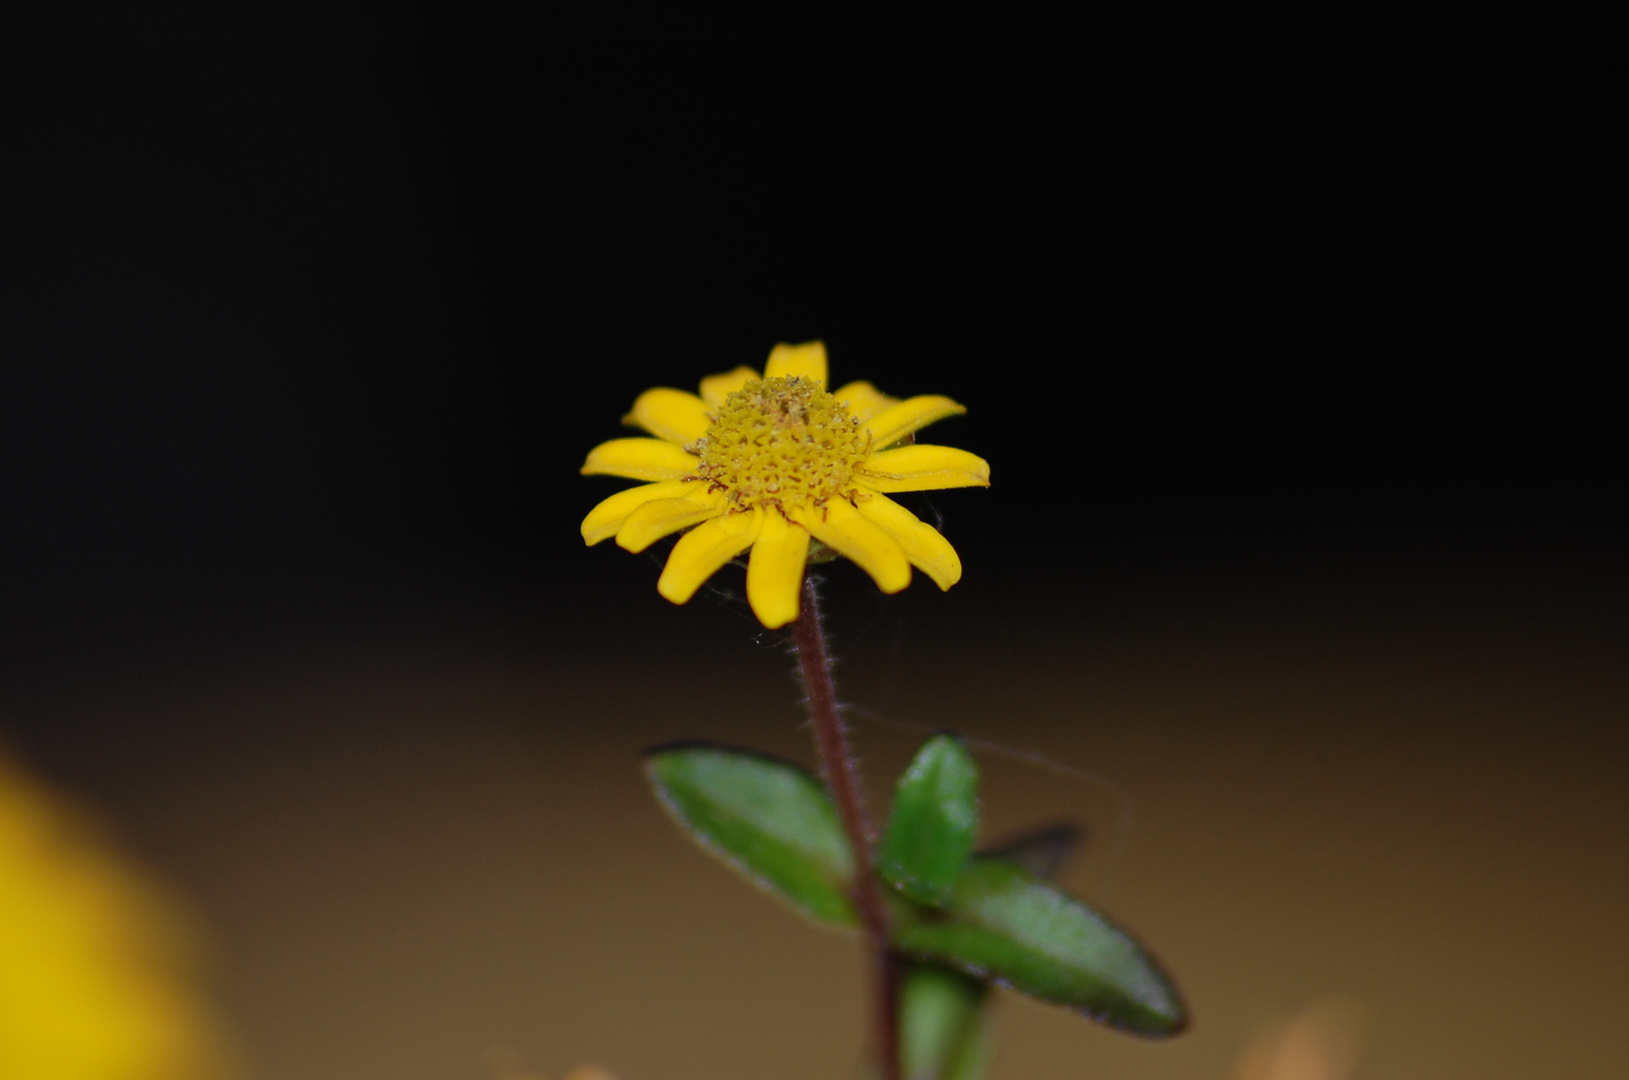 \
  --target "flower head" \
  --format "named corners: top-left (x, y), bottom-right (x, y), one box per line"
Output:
top-left (580, 342), bottom-right (989, 628)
